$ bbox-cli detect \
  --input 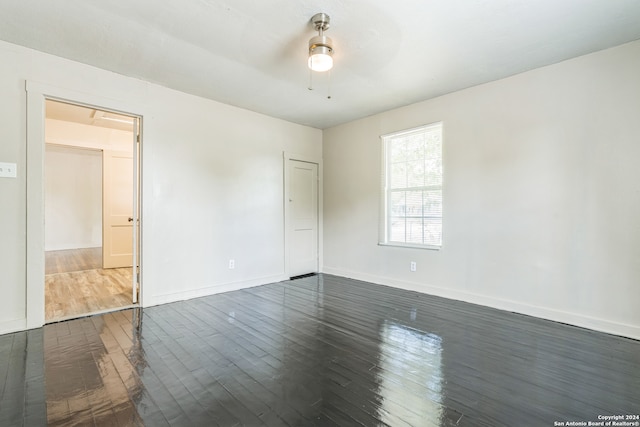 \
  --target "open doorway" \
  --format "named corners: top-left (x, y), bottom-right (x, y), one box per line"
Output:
top-left (44, 100), bottom-right (141, 322)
